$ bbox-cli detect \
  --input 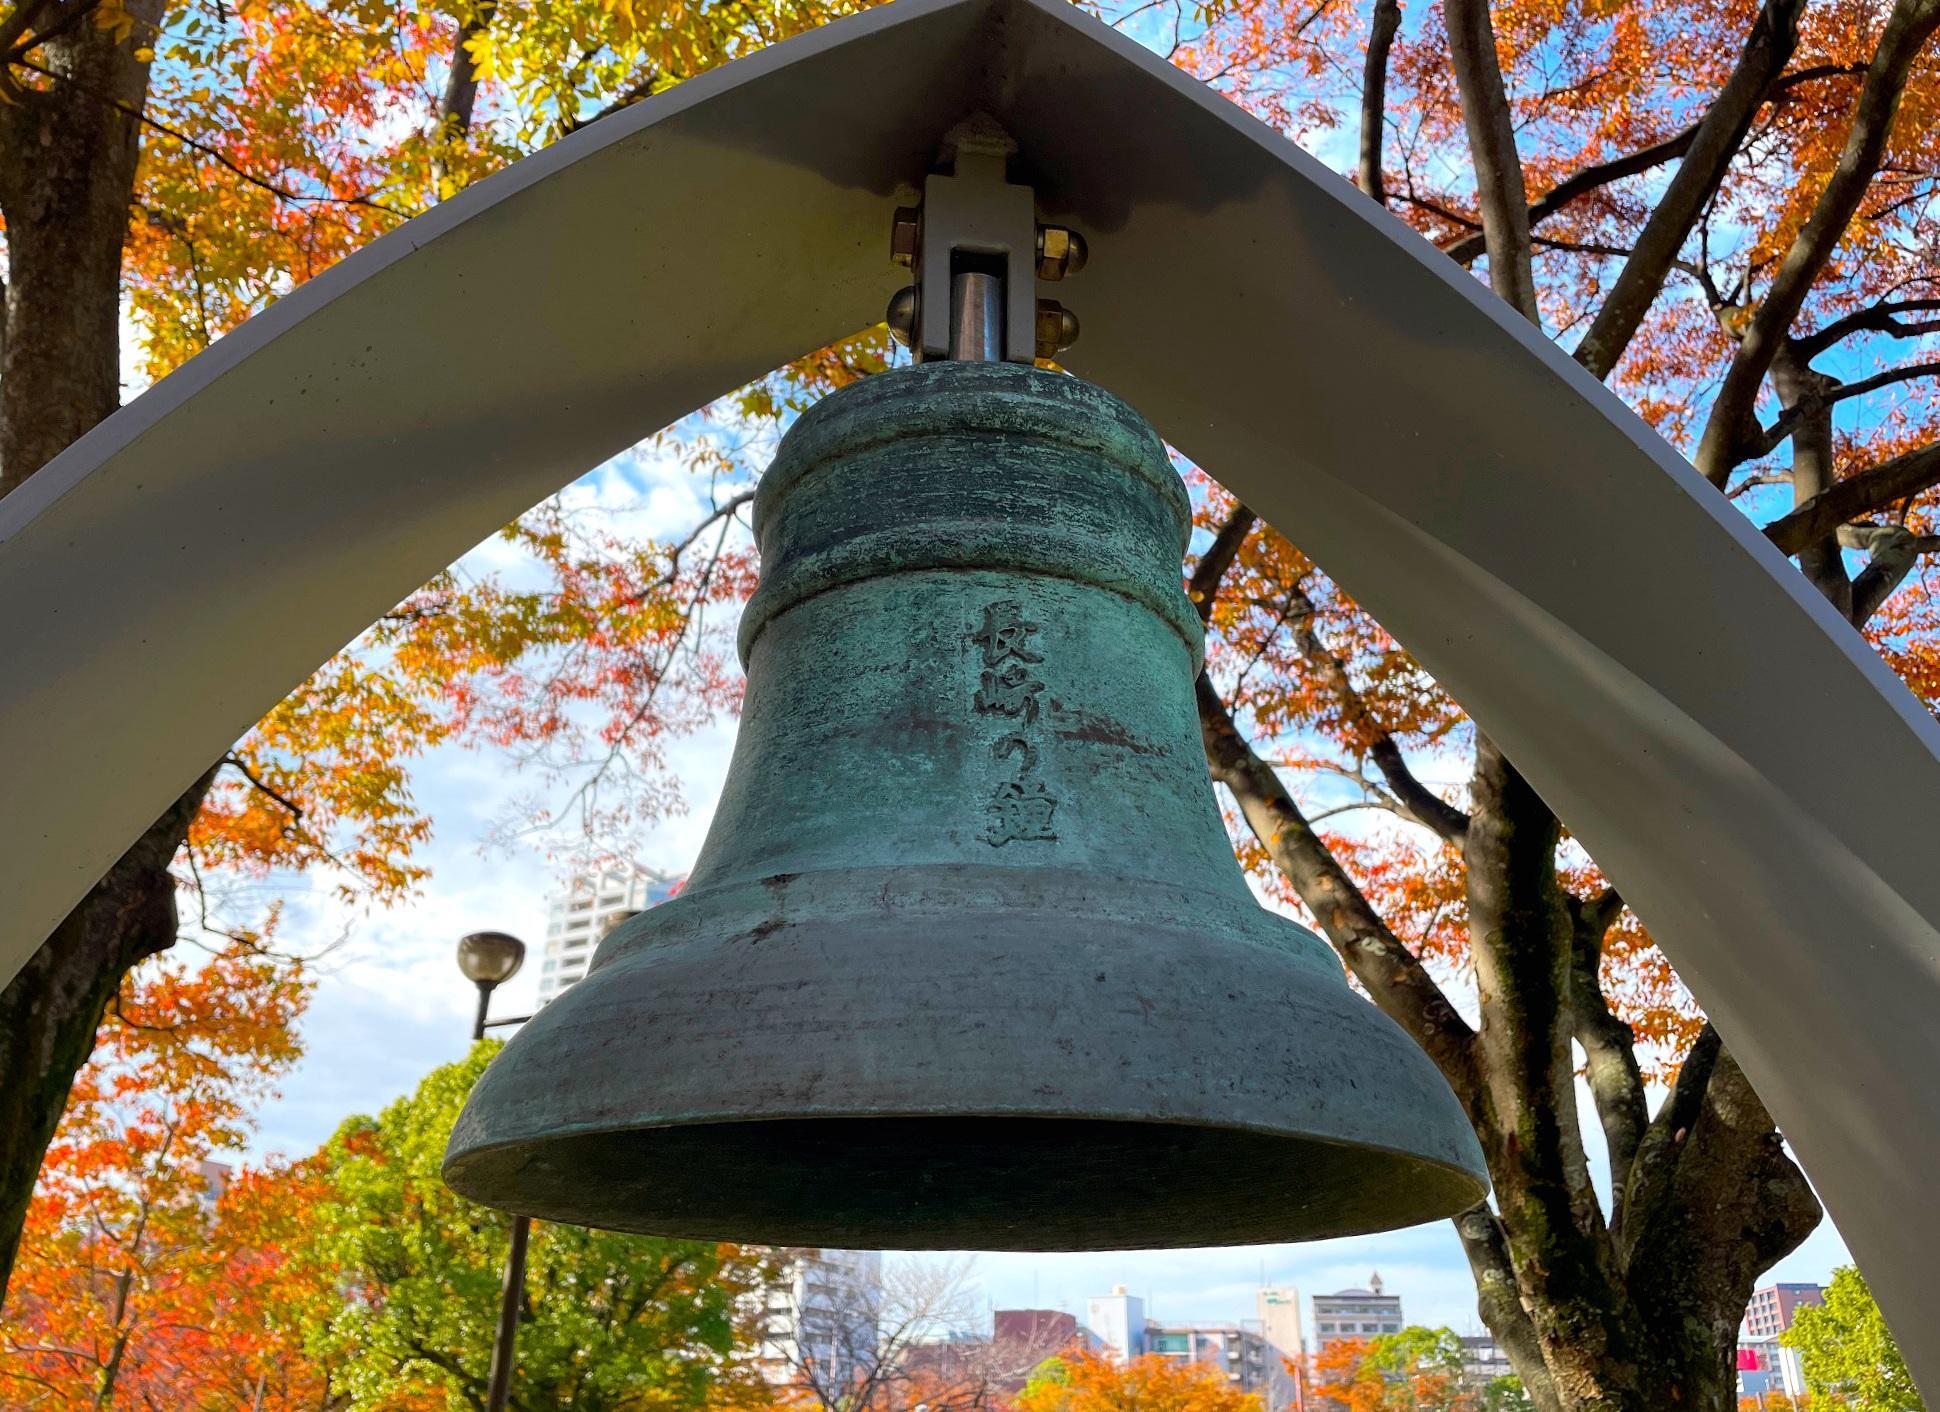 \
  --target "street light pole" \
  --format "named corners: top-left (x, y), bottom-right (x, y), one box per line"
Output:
top-left (471, 980), bottom-right (494, 1044)
top-left (485, 1213), bottom-right (531, 1411)
top-left (456, 931), bottom-right (531, 1412)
